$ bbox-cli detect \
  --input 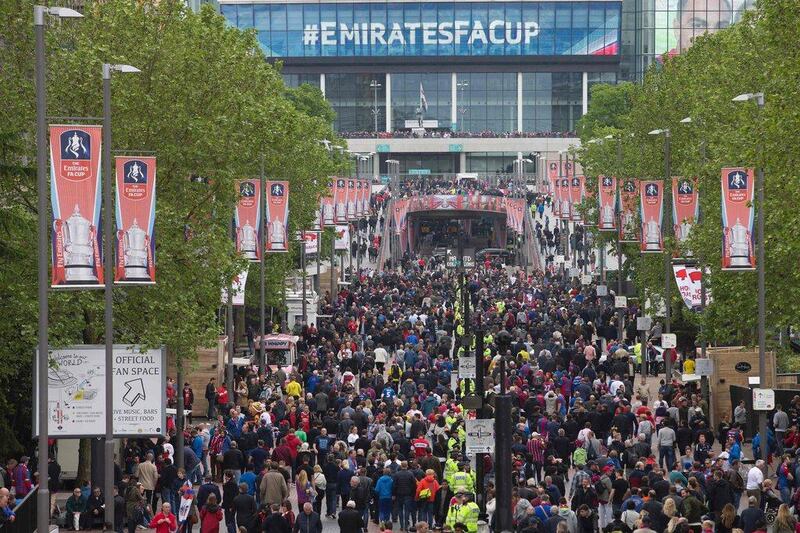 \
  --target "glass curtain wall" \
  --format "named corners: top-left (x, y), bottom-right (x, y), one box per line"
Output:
top-left (391, 73), bottom-right (452, 131)
top-left (326, 74), bottom-right (386, 133)
top-left (521, 73), bottom-right (582, 133)
top-left (282, 74), bottom-right (321, 88)
top-left (456, 73), bottom-right (517, 133)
